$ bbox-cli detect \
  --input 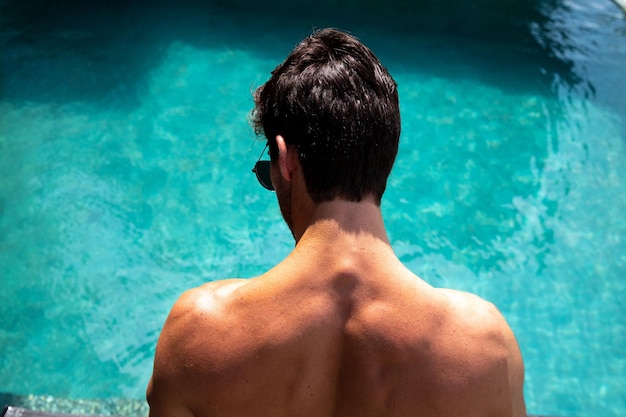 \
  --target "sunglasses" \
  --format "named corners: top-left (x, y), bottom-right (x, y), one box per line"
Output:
top-left (252, 143), bottom-right (274, 191)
